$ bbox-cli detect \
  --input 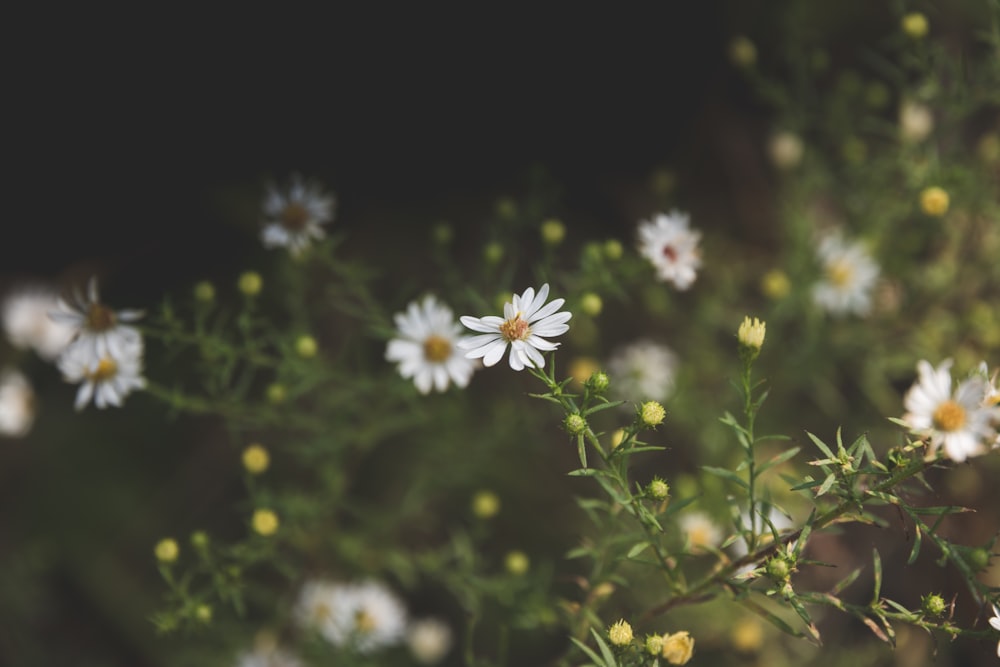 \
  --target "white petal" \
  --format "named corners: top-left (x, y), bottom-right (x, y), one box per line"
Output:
top-left (460, 316), bottom-right (503, 333)
top-left (482, 340), bottom-right (508, 367)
